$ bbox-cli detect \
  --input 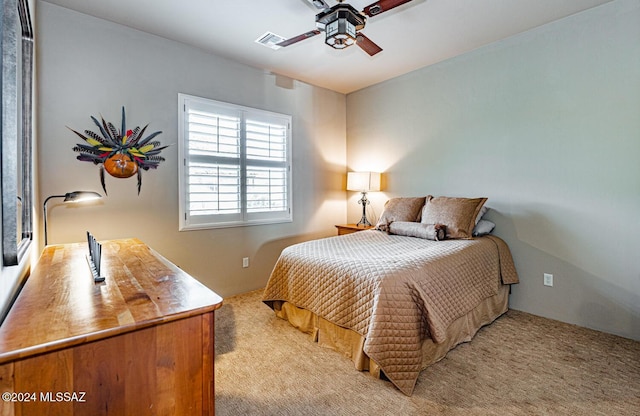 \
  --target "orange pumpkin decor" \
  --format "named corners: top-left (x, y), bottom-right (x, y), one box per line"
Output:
top-left (71, 107), bottom-right (168, 194)
top-left (104, 154), bottom-right (138, 178)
